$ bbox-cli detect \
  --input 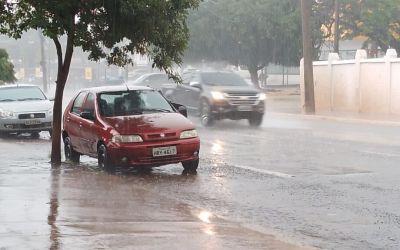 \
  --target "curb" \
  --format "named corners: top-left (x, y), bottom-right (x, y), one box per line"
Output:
top-left (268, 112), bottom-right (400, 127)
